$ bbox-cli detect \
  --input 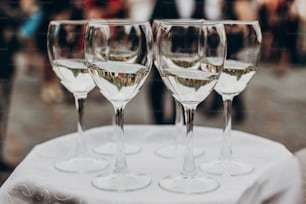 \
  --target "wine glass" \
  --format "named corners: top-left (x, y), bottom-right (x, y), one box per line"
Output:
top-left (86, 19), bottom-right (142, 156)
top-left (156, 20), bottom-right (226, 194)
top-left (199, 20), bottom-right (262, 176)
top-left (85, 19), bottom-right (152, 191)
top-left (152, 19), bottom-right (204, 159)
top-left (47, 20), bottom-right (109, 173)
